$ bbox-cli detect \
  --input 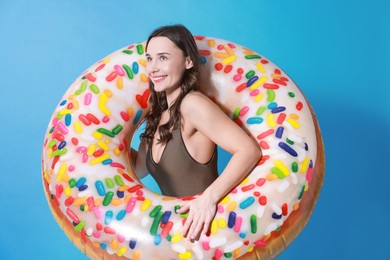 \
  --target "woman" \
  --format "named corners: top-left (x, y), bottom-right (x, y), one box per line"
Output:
top-left (131, 24), bottom-right (262, 241)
